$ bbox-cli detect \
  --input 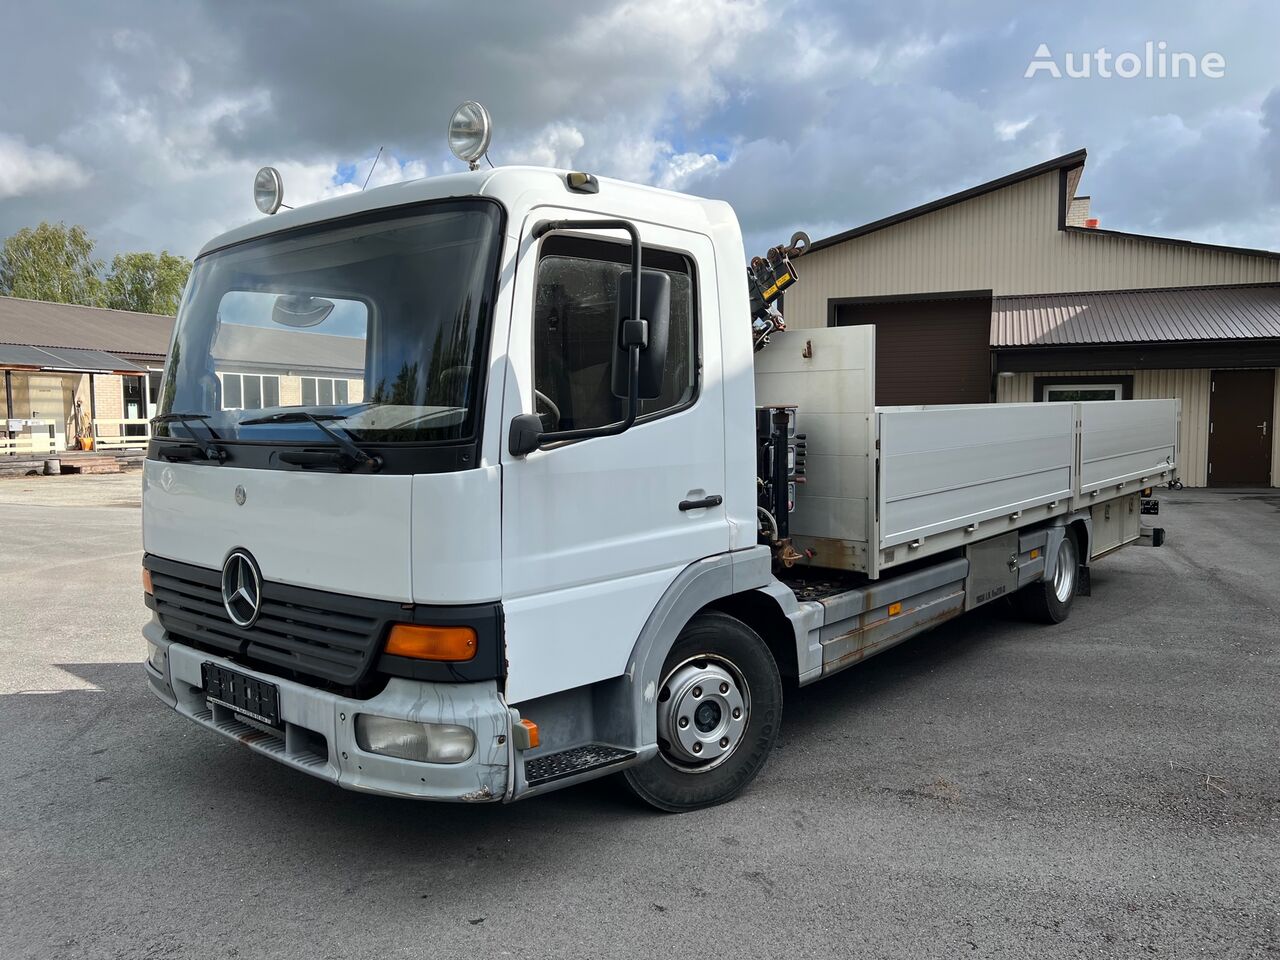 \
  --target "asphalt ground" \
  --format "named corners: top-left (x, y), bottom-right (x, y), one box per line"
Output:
top-left (1, 475), bottom-right (1277, 959)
